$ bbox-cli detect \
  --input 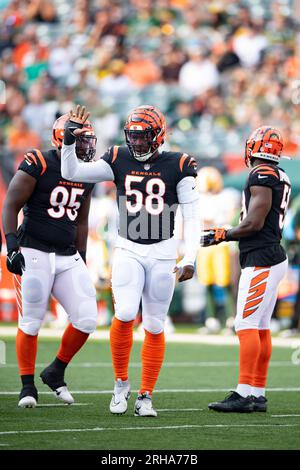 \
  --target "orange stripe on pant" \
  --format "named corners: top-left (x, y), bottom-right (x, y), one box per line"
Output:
top-left (243, 268), bottom-right (270, 319)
